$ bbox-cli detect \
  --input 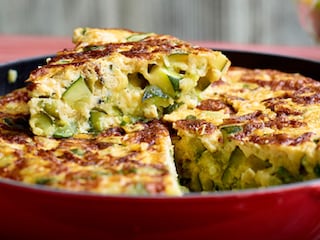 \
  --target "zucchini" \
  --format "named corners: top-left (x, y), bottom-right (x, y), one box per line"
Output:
top-left (168, 52), bottom-right (189, 64)
top-left (163, 102), bottom-right (183, 114)
top-left (33, 112), bottom-right (53, 130)
top-left (142, 85), bottom-right (171, 107)
top-left (83, 45), bottom-right (106, 52)
top-left (53, 123), bottom-right (77, 138)
top-left (222, 147), bottom-right (246, 188)
top-left (275, 166), bottom-right (296, 184)
top-left (126, 33), bottom-right (153, 42)
top-left (32, 112), bottom-right (55, 136)
top-left (220, 125), bottom-right (243, 135)
top-left (43, 101), bottom-right (60, 119)
top-left (148, 66), bottom-right (182, 97)
top-left (185, 115), bottom-right (197, 120)
top-left (32, 110), bottom-right (77, 138)
top-left (168, 75), bottom-right (180, 92)
top-left (196, 77), bottom-right (211, 91)
top-left (90, 110), bottom-right (108, 132)
top-left (212, 54), bottom-right (230, 72)
top-left (35, 177), bottom-right (53, 185)
top-left (62, 76), bottom-right (92, 109)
